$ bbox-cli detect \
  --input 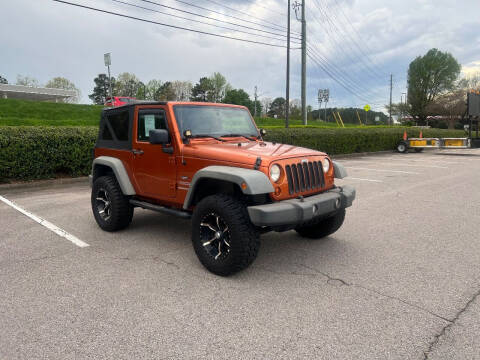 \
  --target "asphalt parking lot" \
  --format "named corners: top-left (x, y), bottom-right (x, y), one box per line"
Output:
top-left (1, 149), bottom-right (480, 360)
